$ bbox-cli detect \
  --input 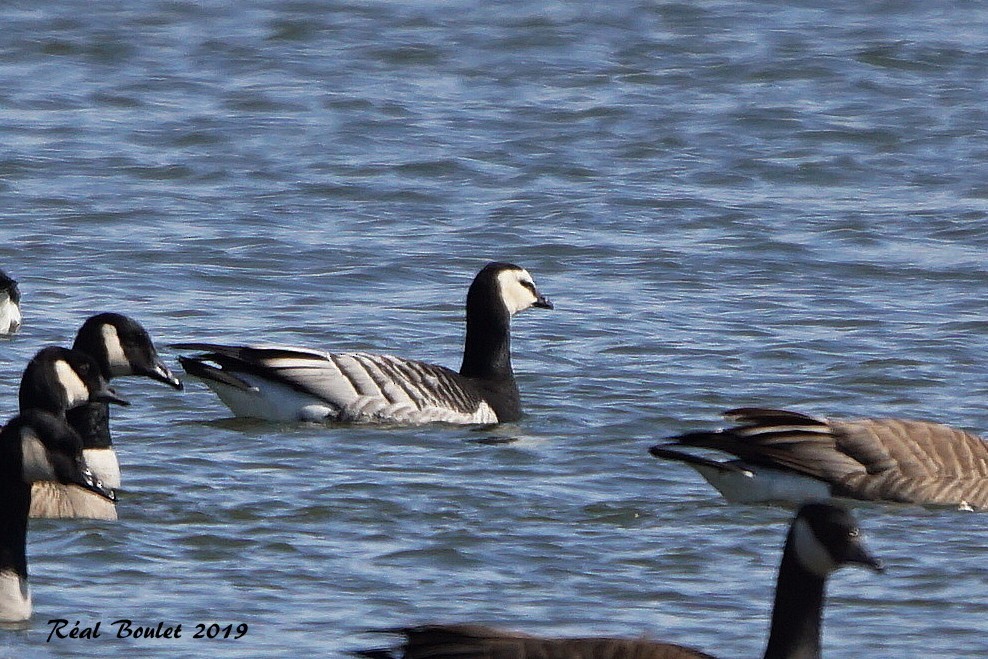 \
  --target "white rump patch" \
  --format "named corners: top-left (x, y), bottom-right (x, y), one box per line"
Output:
top-left (30, 482), bottom-right (118, 520)
top-left (792, 517), bottom-right (838, 578)
top-left (83, 447), bottom-right (121, 489)
top-left (0, 570), bottom-right (31, 623)
top-left (691, 462), bottom-right (832, 505)
top-left (101, 324), bottom-right (130, 376)
top-left (54, 359), bottom-right (91, 408)
top-left (497, 268), bottom-right (539, 316)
